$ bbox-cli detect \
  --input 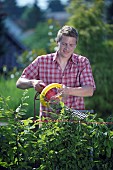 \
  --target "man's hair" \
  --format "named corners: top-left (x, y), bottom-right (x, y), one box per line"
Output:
top-left (56, 25), bottom-right (78, 43)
